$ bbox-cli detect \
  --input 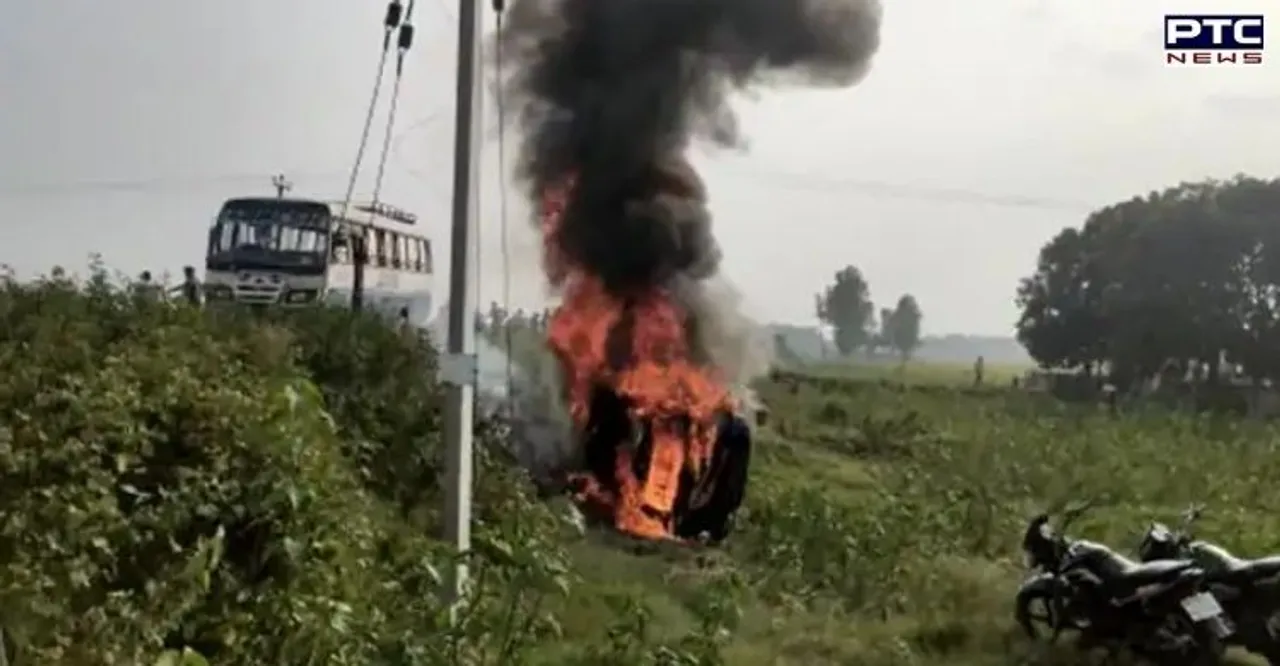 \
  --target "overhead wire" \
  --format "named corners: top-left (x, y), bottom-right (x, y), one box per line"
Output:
top-left (0, 171), bottom-right (348, 196)
top-left (338, 1), bottom-right (405, 220)
top-left (369, 0), bottom-right (417, 217)
top-left (491, 0), bottom-right (516, 408)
